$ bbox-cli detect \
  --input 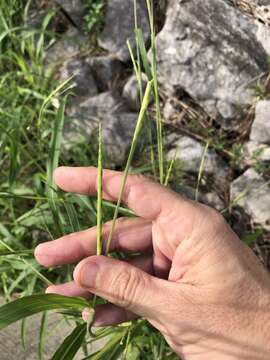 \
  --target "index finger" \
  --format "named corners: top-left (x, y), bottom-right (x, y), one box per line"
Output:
top-left (54, 166), bottom-right (199, 221)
